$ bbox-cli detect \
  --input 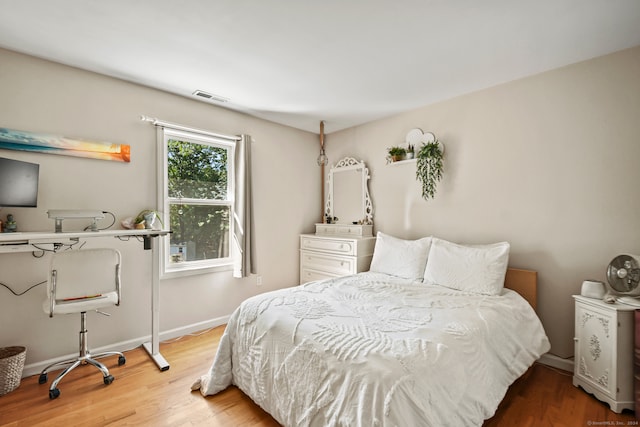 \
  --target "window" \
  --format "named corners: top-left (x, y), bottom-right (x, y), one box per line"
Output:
top-left (159, 128), bottom-right (236, 277)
